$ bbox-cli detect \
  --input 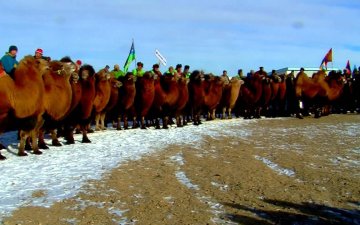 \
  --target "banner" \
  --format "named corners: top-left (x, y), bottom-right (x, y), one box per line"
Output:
top-left (155, 49), bottom-right (167, 66)
top-left (124, 41), bottom-right (136, 73)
